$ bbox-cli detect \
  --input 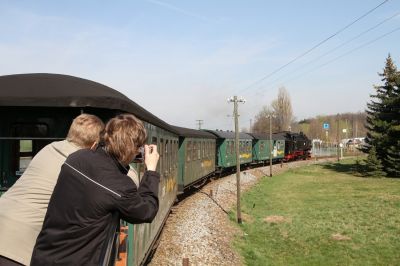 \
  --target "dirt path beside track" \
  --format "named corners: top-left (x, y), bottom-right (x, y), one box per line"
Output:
top-left (149, 157), bottom-right (338, 266)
